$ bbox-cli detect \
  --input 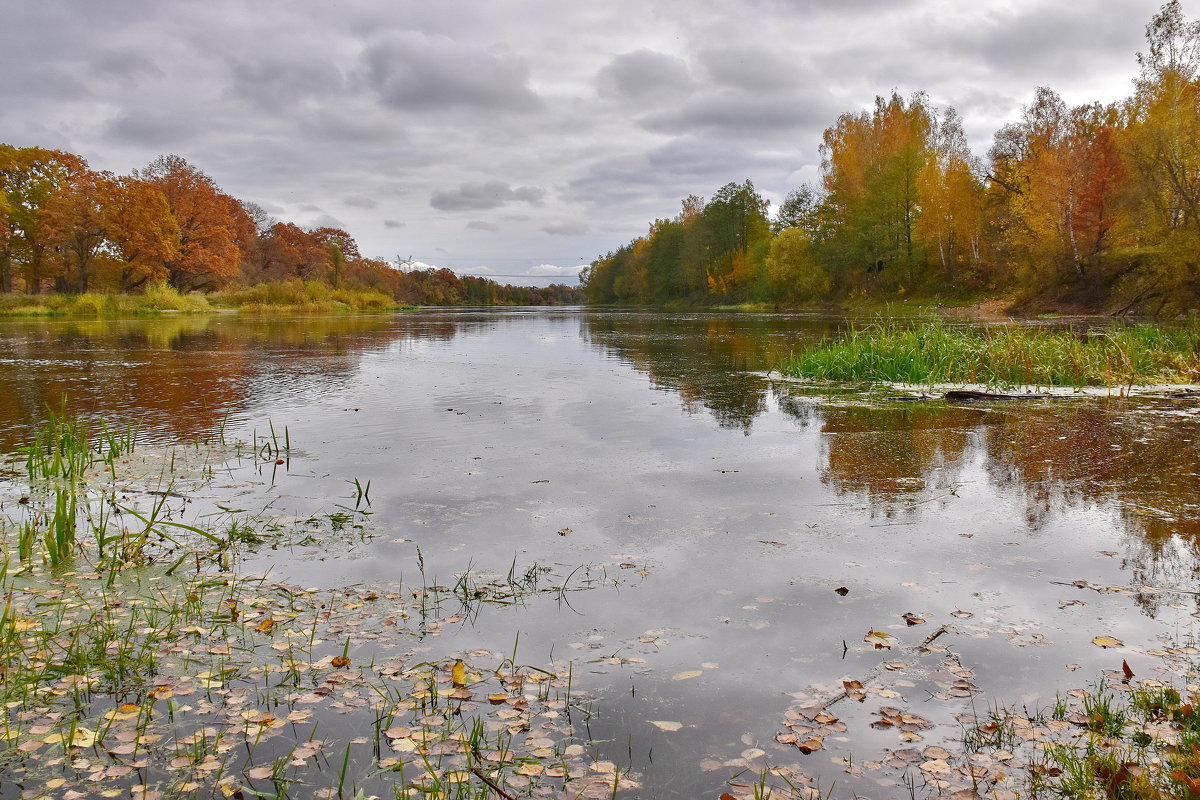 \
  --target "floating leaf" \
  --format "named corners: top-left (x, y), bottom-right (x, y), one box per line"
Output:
top-left (246, 766), bottom-right (274, 780)
top-left (864, 630), bottom-right (898, 649)
top-left (843, 680), bottom-right (867, 702)
top-left (331, 655), bottom-right (351, 668)
top-left (672, 670), bottom-right (703, 681)
top-left (451, 659), bottom-right (467, 687)
top-left (834, 587), bottom-right (849, 596)
top-left (649, 720), bottom-right (683, 731)
top-left (902, 612), bottom-right (925, 626)
top-left (1092, 636), bottom-right (1124, 648)
top-left (797, 736), bottom-right (824, 754)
